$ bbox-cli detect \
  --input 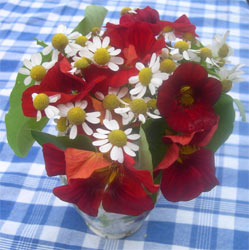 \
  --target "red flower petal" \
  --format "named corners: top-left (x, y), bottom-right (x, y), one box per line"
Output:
top-left (53, 172), bottom-right (107, 217)
top-left (65, 148), bottom-right (112, 182)
top-left (160, 148), bottom-right (219, 202)
top-left (42, 143), bottom-right (66, 176)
